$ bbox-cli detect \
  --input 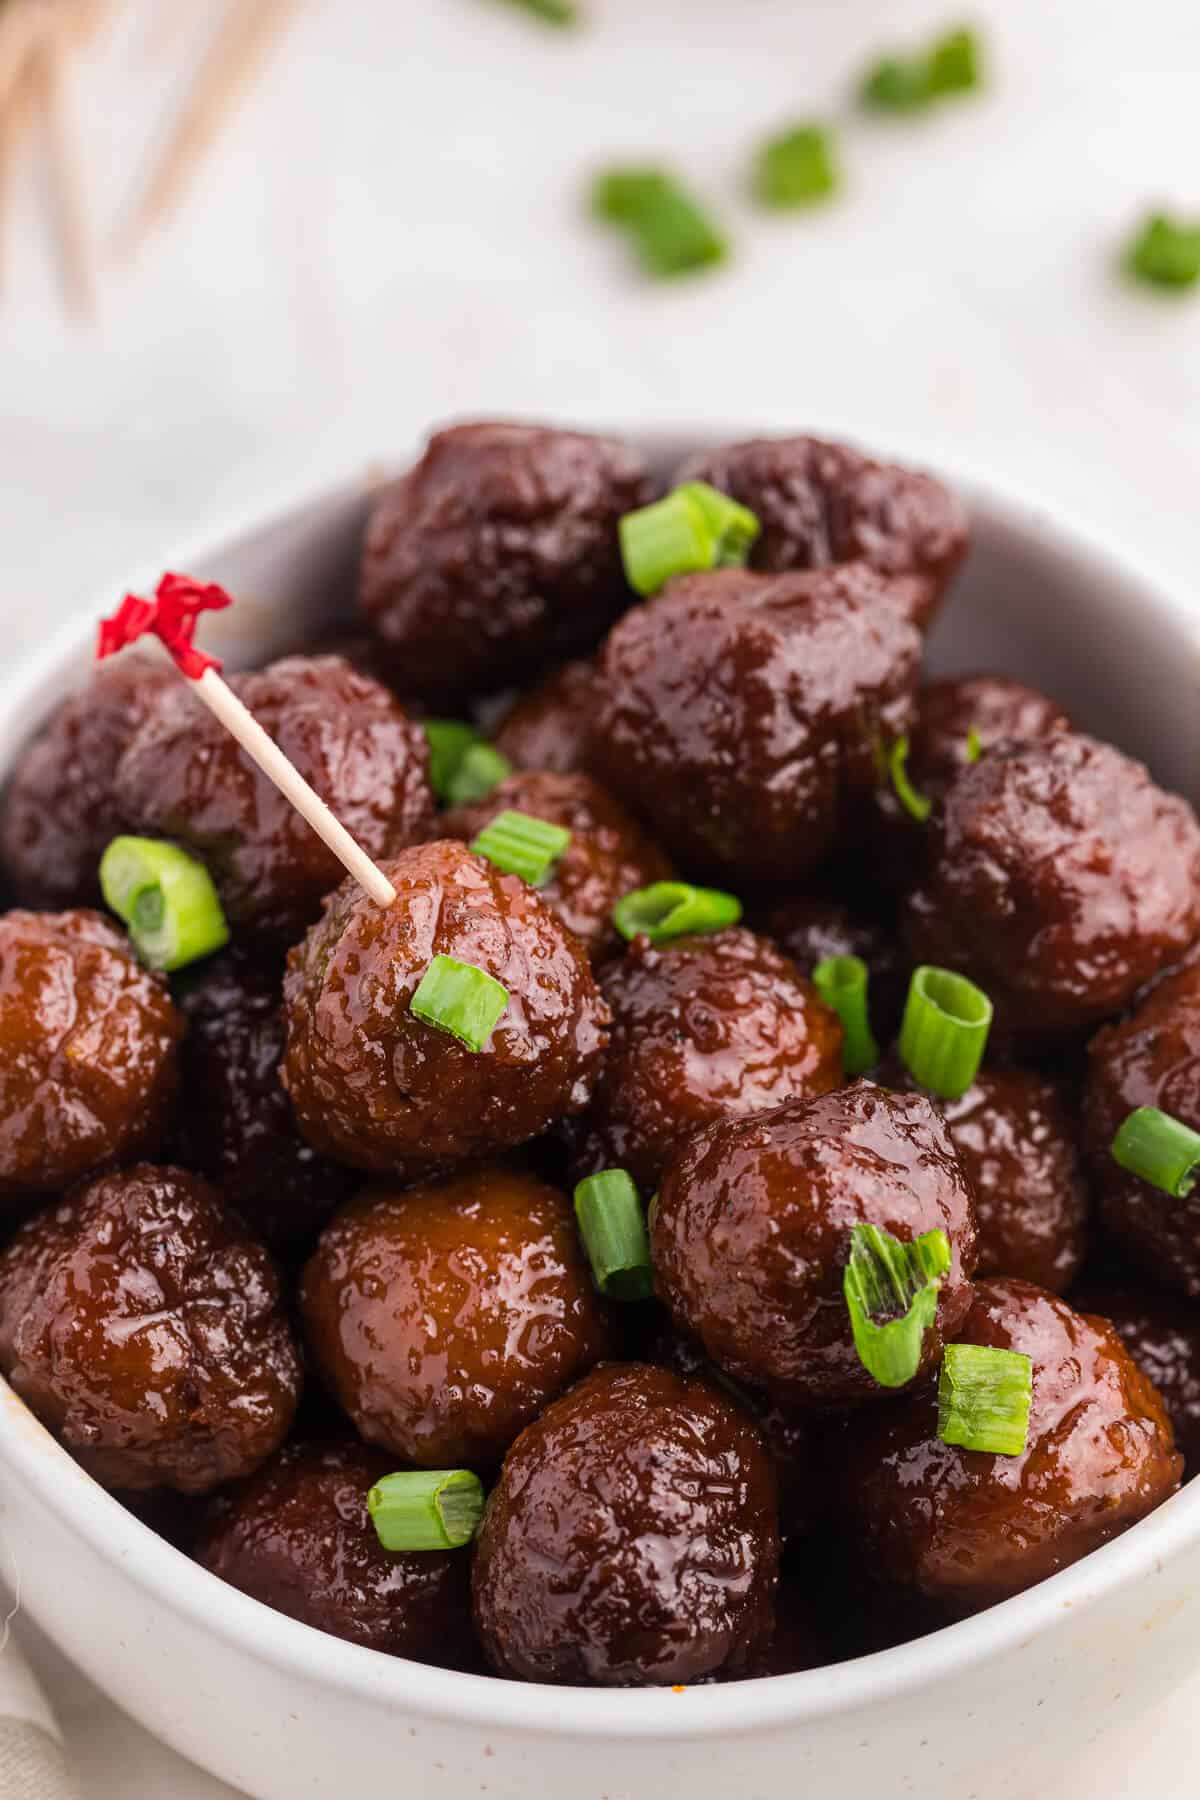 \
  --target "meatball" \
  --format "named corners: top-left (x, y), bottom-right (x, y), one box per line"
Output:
top-left (885, 1062), bottom-right (1089, 1293)
top-left (650, 1325), bottom-right (817, 1539)
top-left (590, 564), bottom-right (920, 883)
top-left (0, 654), bottom-right (173, 909)
top-left (753, 895), bottom-right (908, 1044)
top-left (1084, 961), bottom-right (1200, 1296)
top-left (472, 1363), bottom-right (780, 1686)
top-left (491, 660), bottom-right (599, 775)
top-left (196, 1441), bottom-right (477, 1667)
top-left (443, 769), bottom-right (671, 959)
top-left (0, 908), bottom-right (182, 1199)
top-left (652, 1082), bottom-right (977, 1408)
top-left (911, 674), bottom-right (1070, 788)
top-left (0, 1164), bottom-right (300, 1493)
top-left (837, 1278), bottom-right (1182, 1612)
top-left (674, 434), bottom-right (968, 629)
top-left (300, 1166), bottom-right (612, 1468)
top-left (903, 733), bottom-right (1200, 1039)
top-left (115, 655), bottom-right (435, 941)
top-left (282, 840), bottom-right (610, 1175)
top-left (566, 927), bottom-right (844, 1194)
top-left (360, 422), bottom-right (651, 699)
top-left (1071, 1283), bottom-right (1200, 1468)
top-left (173, 950), bottom-right (356, 1255)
